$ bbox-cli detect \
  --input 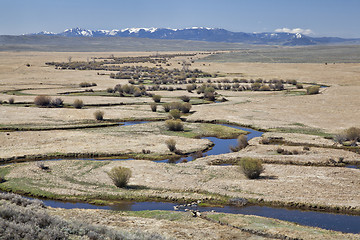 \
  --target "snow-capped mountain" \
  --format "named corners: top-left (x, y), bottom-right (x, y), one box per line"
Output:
top-left (28, 27), bottom-right (352, 46)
